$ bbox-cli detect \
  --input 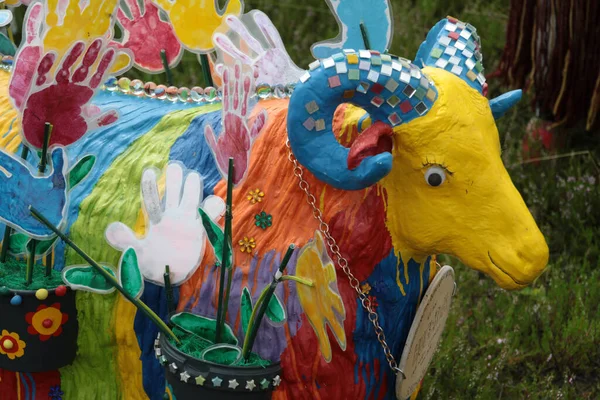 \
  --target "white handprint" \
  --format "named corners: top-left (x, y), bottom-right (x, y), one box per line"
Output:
top-left (213, 10), bottom-right (304, 87)
top-left (105, 162), bottom-right (225, 286)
